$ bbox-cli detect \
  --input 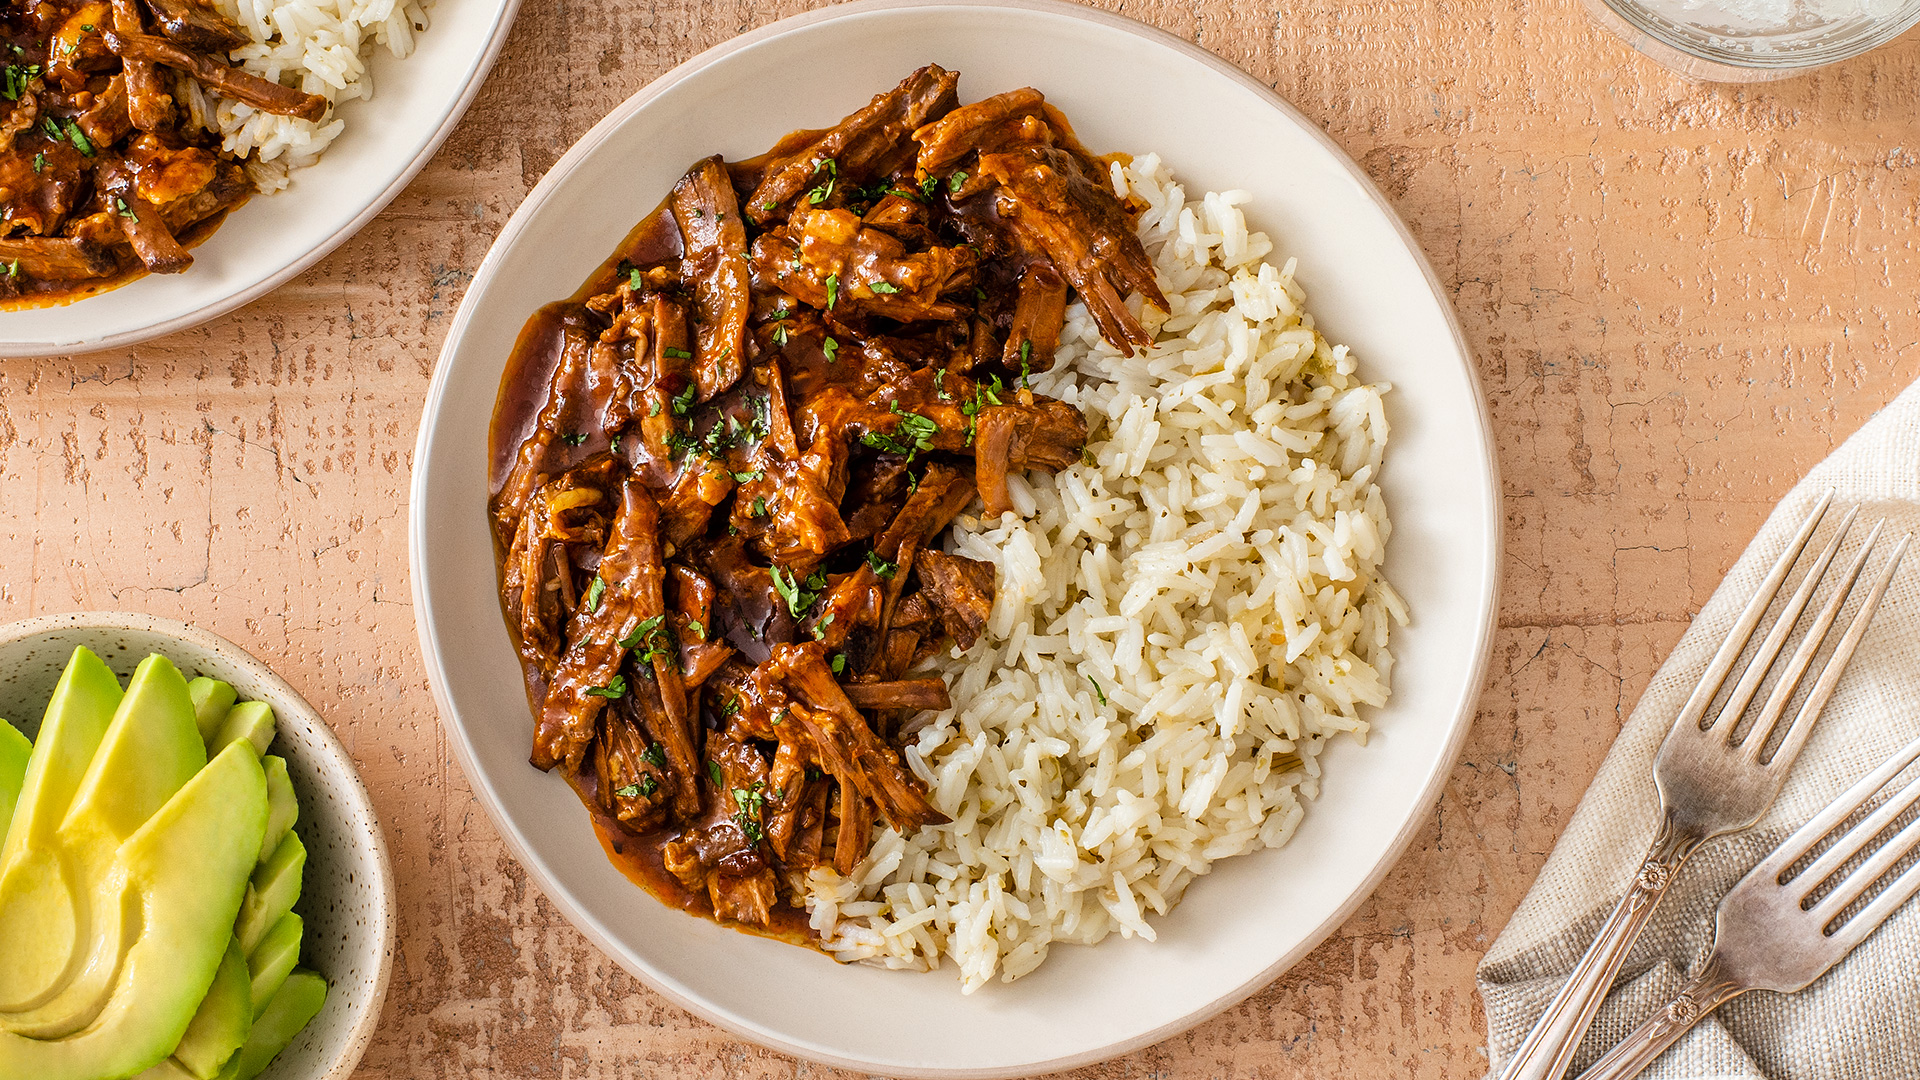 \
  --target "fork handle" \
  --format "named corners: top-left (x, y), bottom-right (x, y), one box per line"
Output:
top-left (1570, 954), bottom-right (1746, 1080)
top-left (1496, 821), bottom-right (1703, 1080)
